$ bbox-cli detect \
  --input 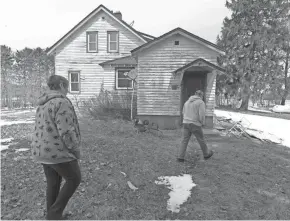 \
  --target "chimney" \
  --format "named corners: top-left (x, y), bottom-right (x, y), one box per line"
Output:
top-left (113, 11), bottom-right (122, 20)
